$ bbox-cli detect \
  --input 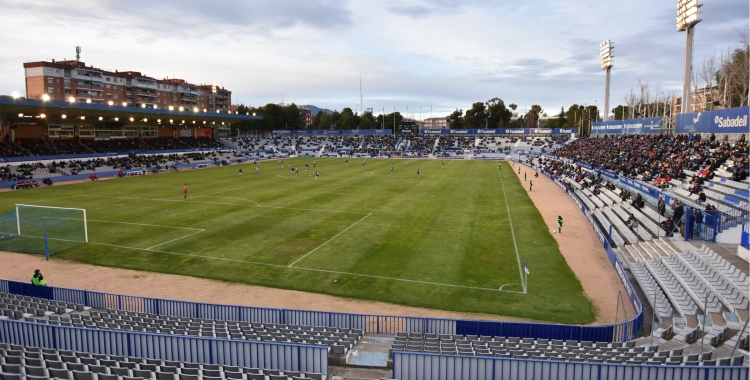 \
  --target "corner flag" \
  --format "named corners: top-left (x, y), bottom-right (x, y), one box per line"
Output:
top-left (524, 263), bottom-right (530, 275)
